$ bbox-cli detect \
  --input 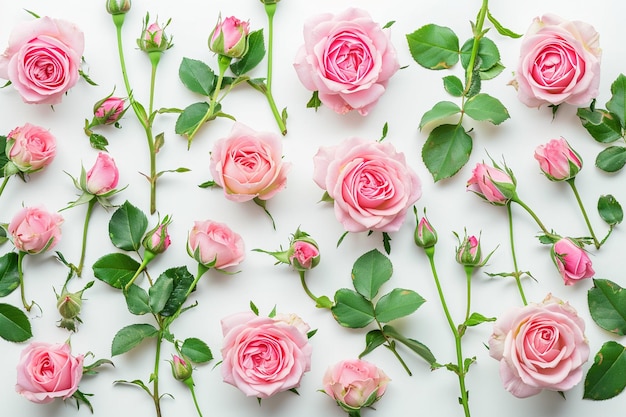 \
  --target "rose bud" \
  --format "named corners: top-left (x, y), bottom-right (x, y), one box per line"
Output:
top-left (85, 152), bottom-right (120, 196)
top-left (55, 281), bottom-right (93, 332)
top-left (138, 18), bottom-right (172, 54)
top-left (169, 355), bottom-right (193, 382)
top-left (106, 0), bottom-right (131, 15)
top-left (287, 229), bottom-right (320, 271)
top-left (187, 220), bottom-right (245, 270)
top-left (93, 96), bottom-right (127, 126)
top-left (551, 237), bottom-right (594, 286)
top-left (456, 233), bottom-right (481, 266)
top-left (414, 211), bottom-right (437, 249)
top-left (534, 137), bottom-right (583, 181)
top-left (208, 16), bottom-right (250, 59)
top-left (143, 215), bottom-right (172, 255)
top-left (6, 123), bottom-right (56, 174)
top-left (467, 161), bottom-right (517, 205)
